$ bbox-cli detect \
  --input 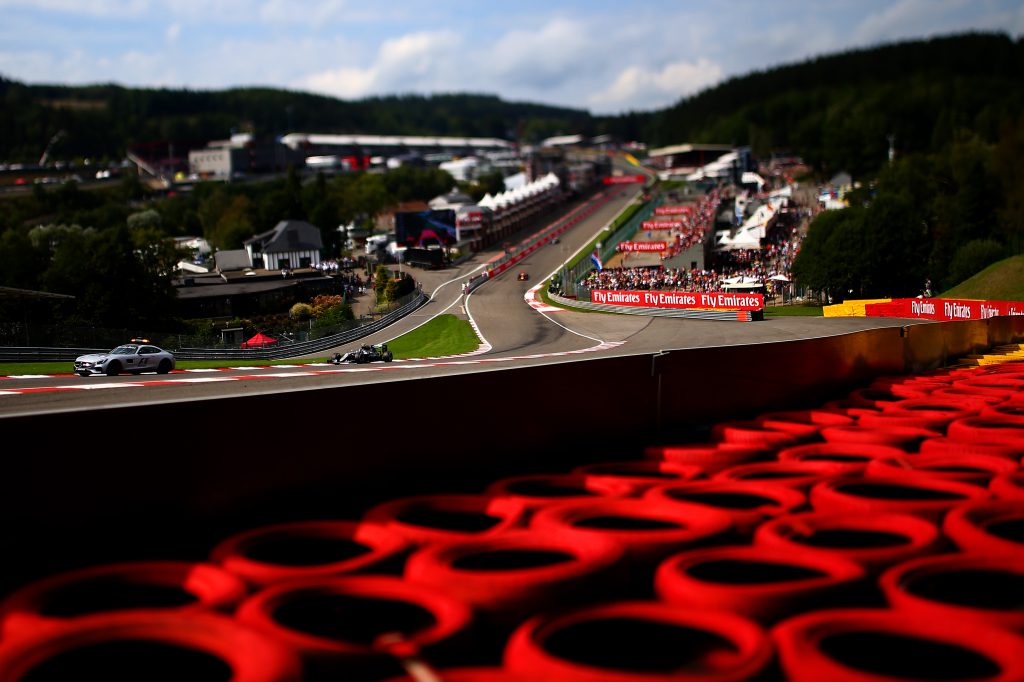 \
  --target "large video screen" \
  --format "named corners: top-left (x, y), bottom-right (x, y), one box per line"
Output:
top-left (394, 209), bottom-right (457, 248)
